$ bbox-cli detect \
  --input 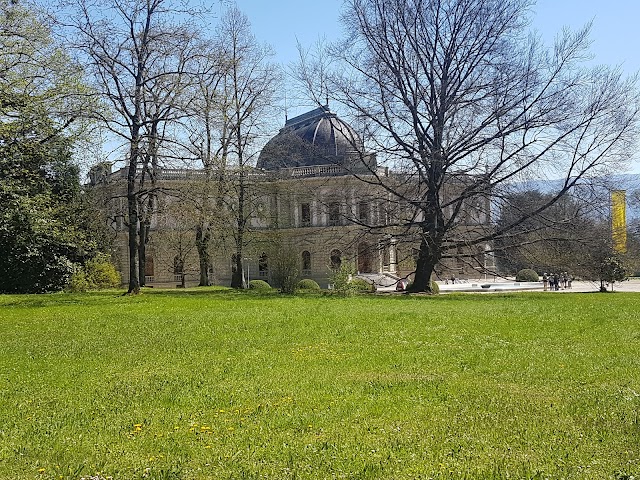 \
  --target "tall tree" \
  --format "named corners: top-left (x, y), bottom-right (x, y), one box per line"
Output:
top-left (0, 0), bottom-right (93, 292)
top-left (179, 45), bottom-right (230, 286)
top-left (63, 0), bottom-right (203, 293)
top-left (135, 35), bottom-right (201, 287)
top-left (301, 0), bottom-right (640, 292)
top-left (215, 6), bottom-right (280, 289)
